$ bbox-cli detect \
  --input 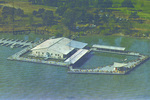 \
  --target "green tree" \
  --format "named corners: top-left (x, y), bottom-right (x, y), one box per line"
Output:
top-left (121, 0), bottom-right (134, 8)
top-left (29, 15), bottom-right (33, 25)
top-left (56, 6), bottom-right (67, 16)
top-left (2, 6), bottom-right (15, 22)
top-left (119, 20), bottom-right (132, 35)
top-left (97, 0), bottom-right (104, 8)
top-left (15, 8), bottom-right (24, 17)
top-left (104, 0), bottom-right (113, 8)
top-left (42, 10), bottom-right (54, 26)
top-left (62, 9), bottom-right (76, 29)
top-left (129, 12), bottom-right (139, 19)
